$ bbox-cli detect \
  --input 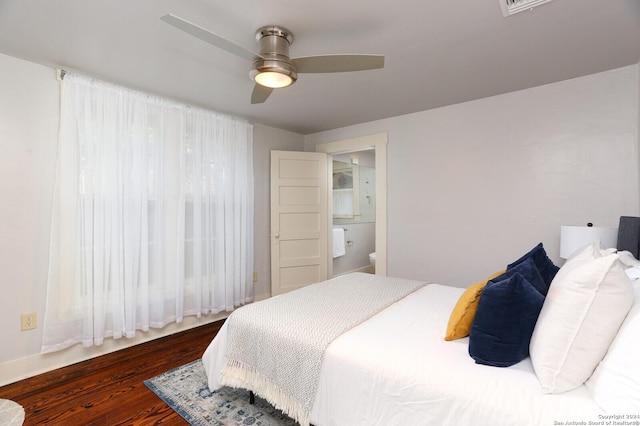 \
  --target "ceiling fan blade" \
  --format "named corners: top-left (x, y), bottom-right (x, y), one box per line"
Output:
top-left (292, 54), bottom-right (384, 73)
top-left (161, 14), bottom-right (260, 62)
top-left (251, 84), bottom-right (274, 104)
